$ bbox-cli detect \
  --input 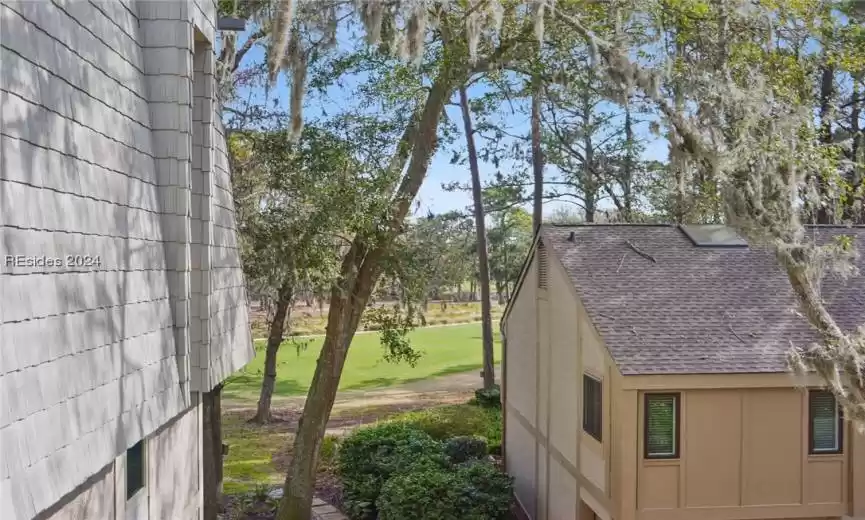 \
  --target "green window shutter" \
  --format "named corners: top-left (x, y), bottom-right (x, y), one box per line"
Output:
top-left (645, 394), bottom-right (678, 458)
top-left (810, 391), bottom-right (840, 453)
